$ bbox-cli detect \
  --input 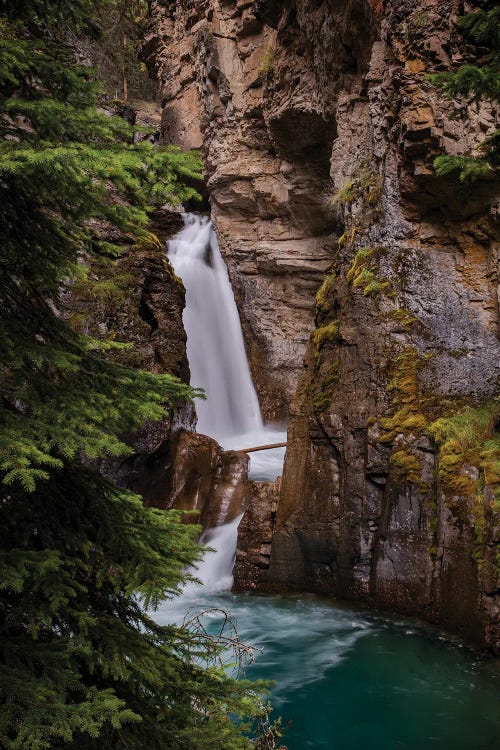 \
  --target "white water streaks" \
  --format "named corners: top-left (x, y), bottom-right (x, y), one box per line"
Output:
top-left (168, 213), bottom-right (286, 481)
top-left (168, 214), bottom-right (262, 442)
top-left (174, 515), bottom-right (244, 599)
